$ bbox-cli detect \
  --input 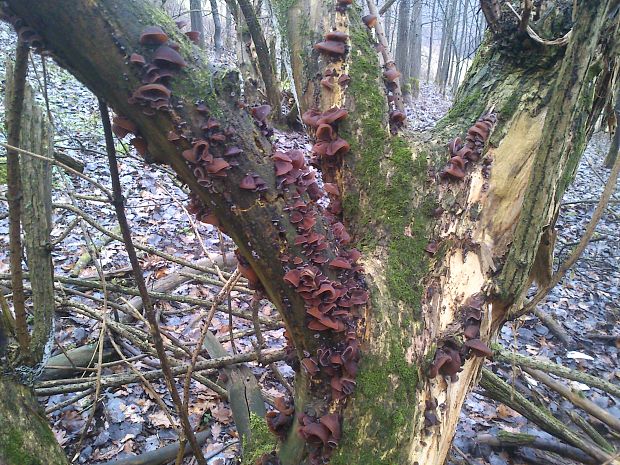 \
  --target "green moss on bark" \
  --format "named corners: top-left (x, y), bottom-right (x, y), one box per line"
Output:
top-left (343, 24), bottom-right (432, 312)
top-left (242, 413), bottom-right (277, 465)
top-left (331, 341), bottom-right (419, 465)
